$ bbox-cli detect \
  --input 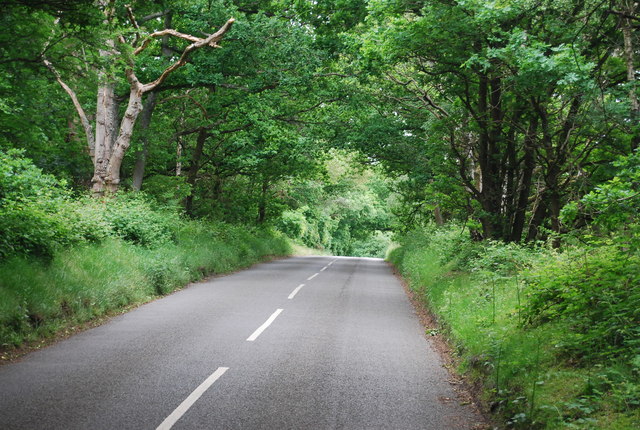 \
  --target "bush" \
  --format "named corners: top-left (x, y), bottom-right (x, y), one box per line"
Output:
top-left (0, 149), bottom-right (74, 259)
top-left (0, 149), bottom-right (188, 259)
top-left (470, 240), bottom-right (544, 278)
top-left (524, 246), bottom-right (640, 363)
top-left (275, 209), bottom-right (308, 240)
top-left (389, 224), bottom-right (640, 428)
top-left (102, 194), bottom-right (179, 247)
